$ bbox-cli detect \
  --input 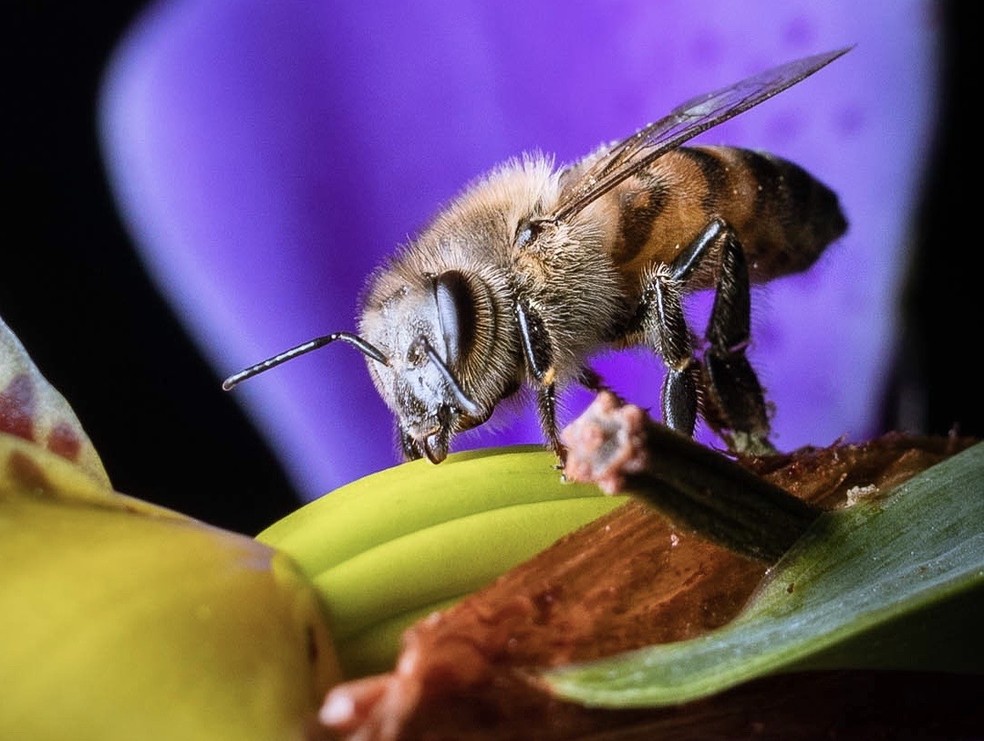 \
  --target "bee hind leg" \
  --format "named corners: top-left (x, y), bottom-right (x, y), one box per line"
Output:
top-left (638, 217), bottom-right (775, 455)
top-left (703, 222), bottom-right (776, 455)
top-left (693, 219), bottom-right (775, 455)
